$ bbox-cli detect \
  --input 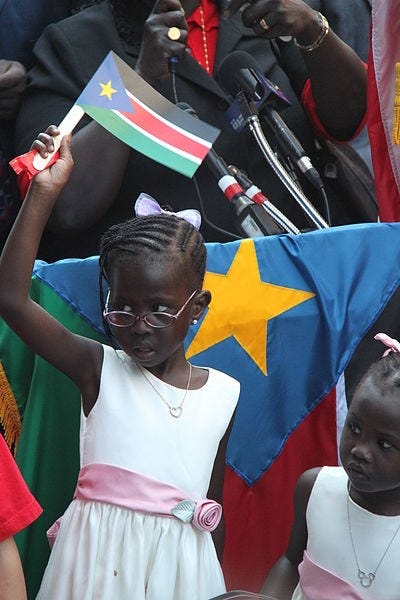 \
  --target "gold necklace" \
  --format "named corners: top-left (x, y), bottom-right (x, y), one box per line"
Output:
top-left (347, 493), bottom-right (400, 587)
top-left (199, 5), bottom-right (211, 75)
top-left (139, 363), bottom-right (192, 418)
